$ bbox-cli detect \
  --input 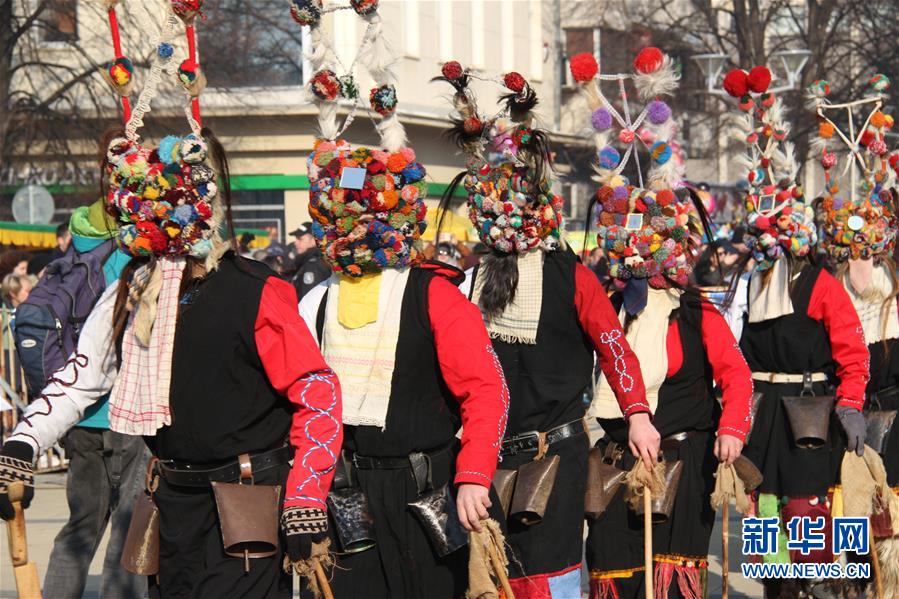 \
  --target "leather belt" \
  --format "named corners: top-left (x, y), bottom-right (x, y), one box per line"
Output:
top-left (869, 385), bottom-right (899, 410)
top-left (500, 418), bottom-right (587, 457)
top-left (660, 430), bottom-right (704, 451)
top-left (351, 444), bottom-right (451, 471)
top-left (751, 371), bottom-right (827, 384)
top-left (157, 445), bottom-right (291, 488)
